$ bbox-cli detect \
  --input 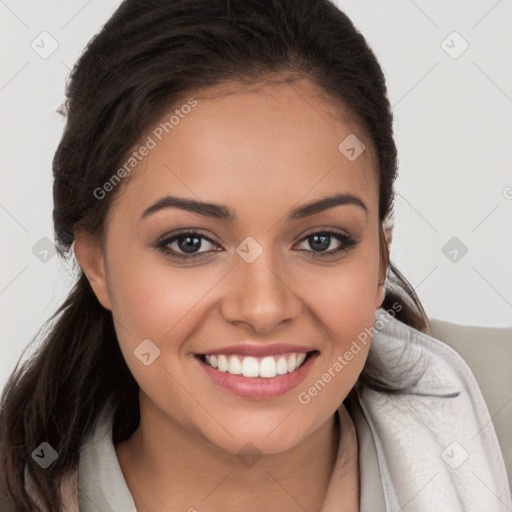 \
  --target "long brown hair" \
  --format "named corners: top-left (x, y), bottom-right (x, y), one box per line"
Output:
top-left (0, 1), bottom-right (428, 510)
